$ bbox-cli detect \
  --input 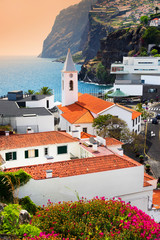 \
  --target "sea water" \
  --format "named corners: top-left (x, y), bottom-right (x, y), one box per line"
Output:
top-left (0, 56), bottom-right (111, 101)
